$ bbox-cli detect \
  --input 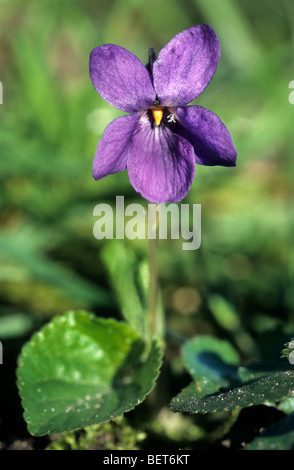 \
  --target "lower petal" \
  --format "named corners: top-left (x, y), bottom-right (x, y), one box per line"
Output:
top-left (93, 113), bottom-right (140, 180)
top-left (127, 122), bottom-right (196, 203)
top-left (176, 106), bottom-right (237, 167)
